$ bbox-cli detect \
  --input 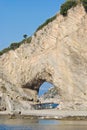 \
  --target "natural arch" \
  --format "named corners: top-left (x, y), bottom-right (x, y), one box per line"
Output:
top-left (22, 70), bottom-right (53, 92)
top-left (22, 70), bottom-right (55, 101)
